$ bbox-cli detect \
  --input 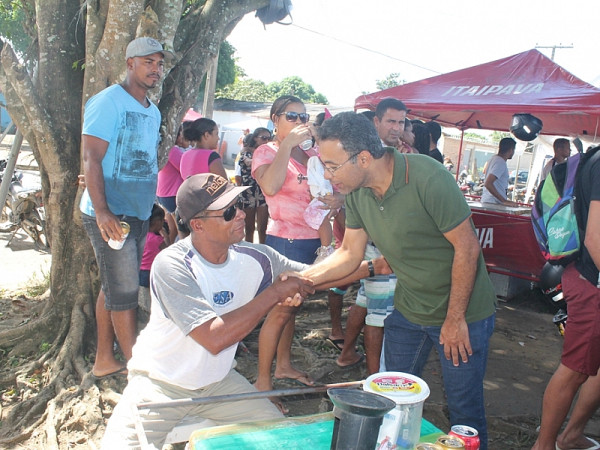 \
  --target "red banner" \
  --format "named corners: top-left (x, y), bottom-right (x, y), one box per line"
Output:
top-left (471, 207), bottom-right (546, 281)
